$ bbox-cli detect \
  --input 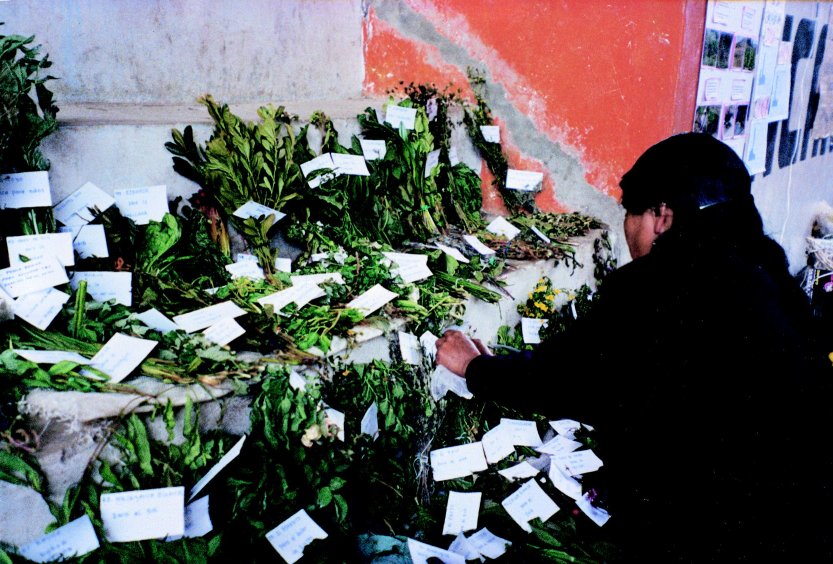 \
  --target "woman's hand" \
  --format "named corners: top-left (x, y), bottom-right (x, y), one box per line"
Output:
top-left (435, 329), bottom-right (492, 377)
